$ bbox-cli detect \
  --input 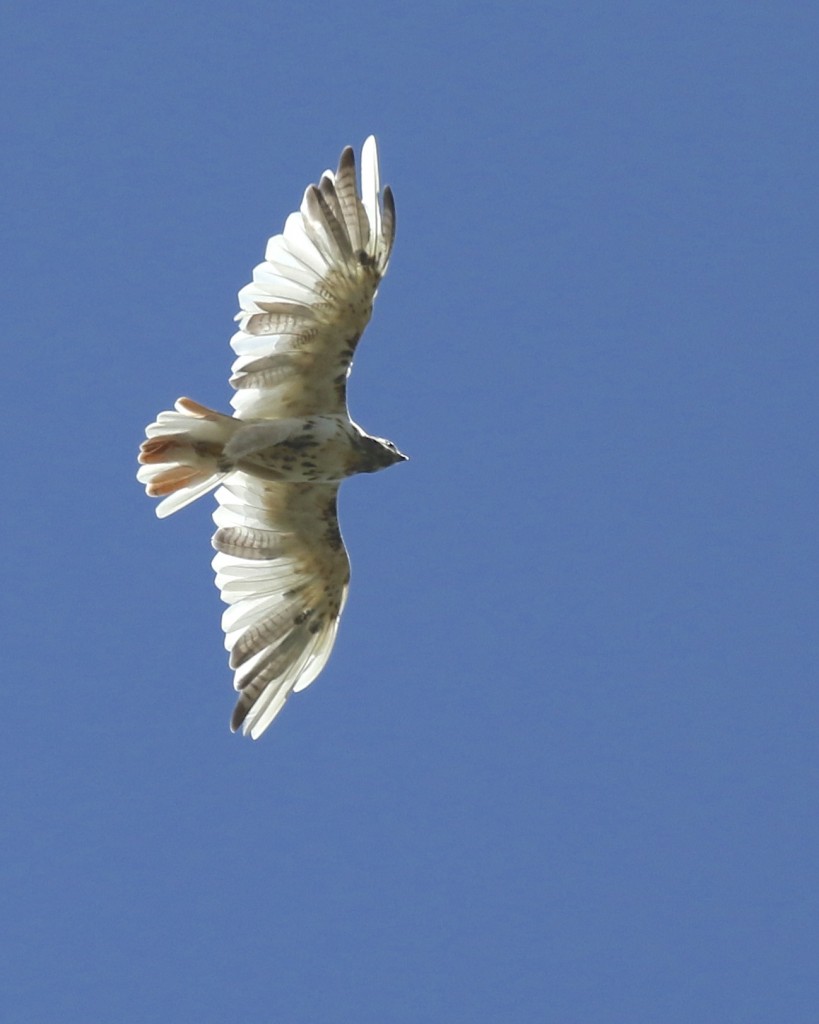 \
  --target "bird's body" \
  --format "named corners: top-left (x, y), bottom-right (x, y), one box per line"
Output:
top-left (137, 137), bottom-right (403, 738)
